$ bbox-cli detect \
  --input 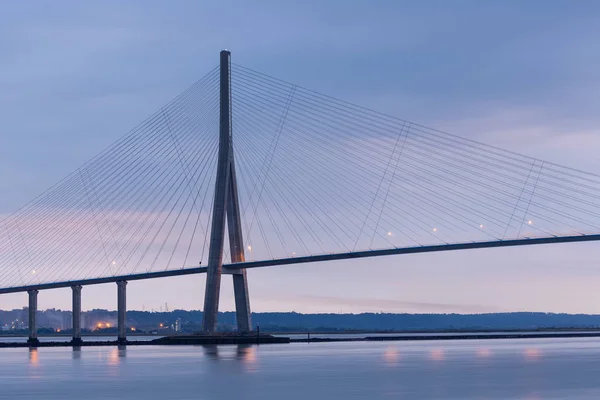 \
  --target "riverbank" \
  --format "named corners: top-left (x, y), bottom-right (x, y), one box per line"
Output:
top-left (3, 330), bottom-right (600, 348)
